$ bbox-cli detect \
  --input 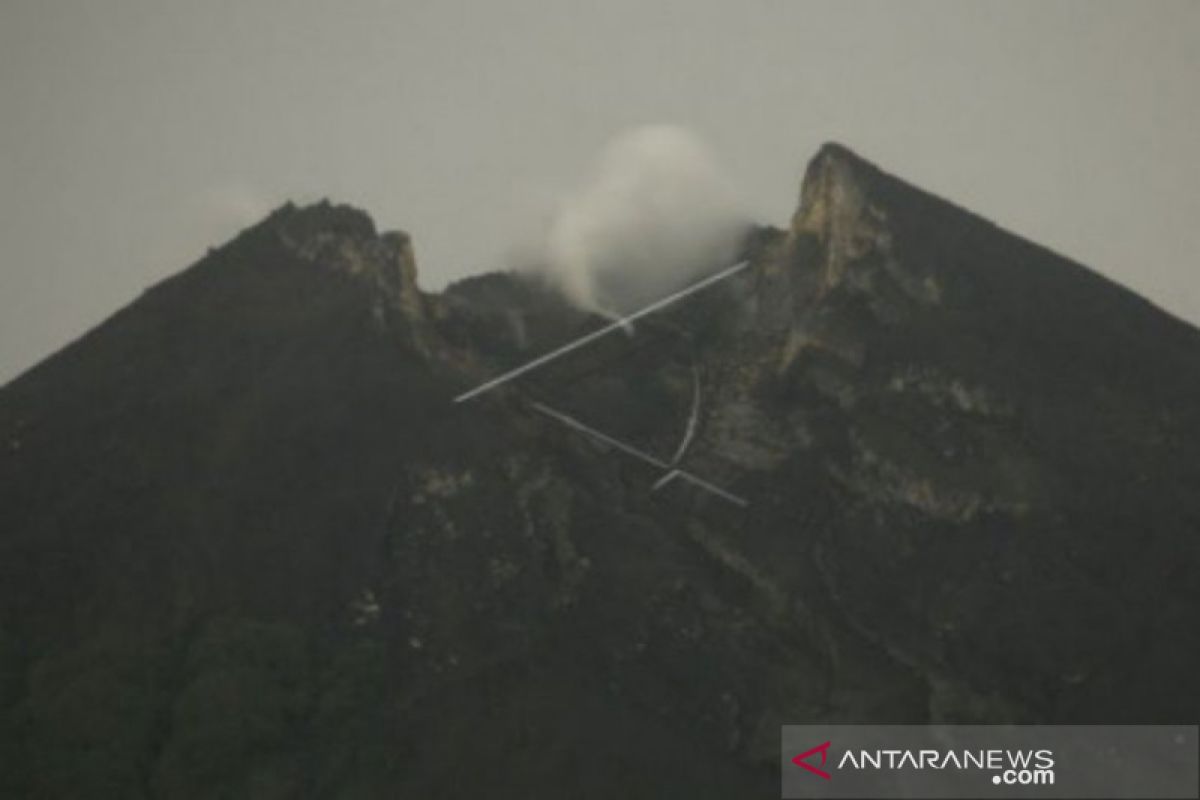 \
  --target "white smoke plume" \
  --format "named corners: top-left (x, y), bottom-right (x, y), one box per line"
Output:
top-left (537, 125), bottom-right (751, 314)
